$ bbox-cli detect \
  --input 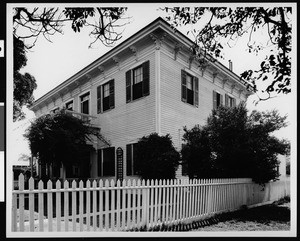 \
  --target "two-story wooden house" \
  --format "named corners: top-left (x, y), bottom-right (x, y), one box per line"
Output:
top-left (30, 17), bottom-right (252, 181)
